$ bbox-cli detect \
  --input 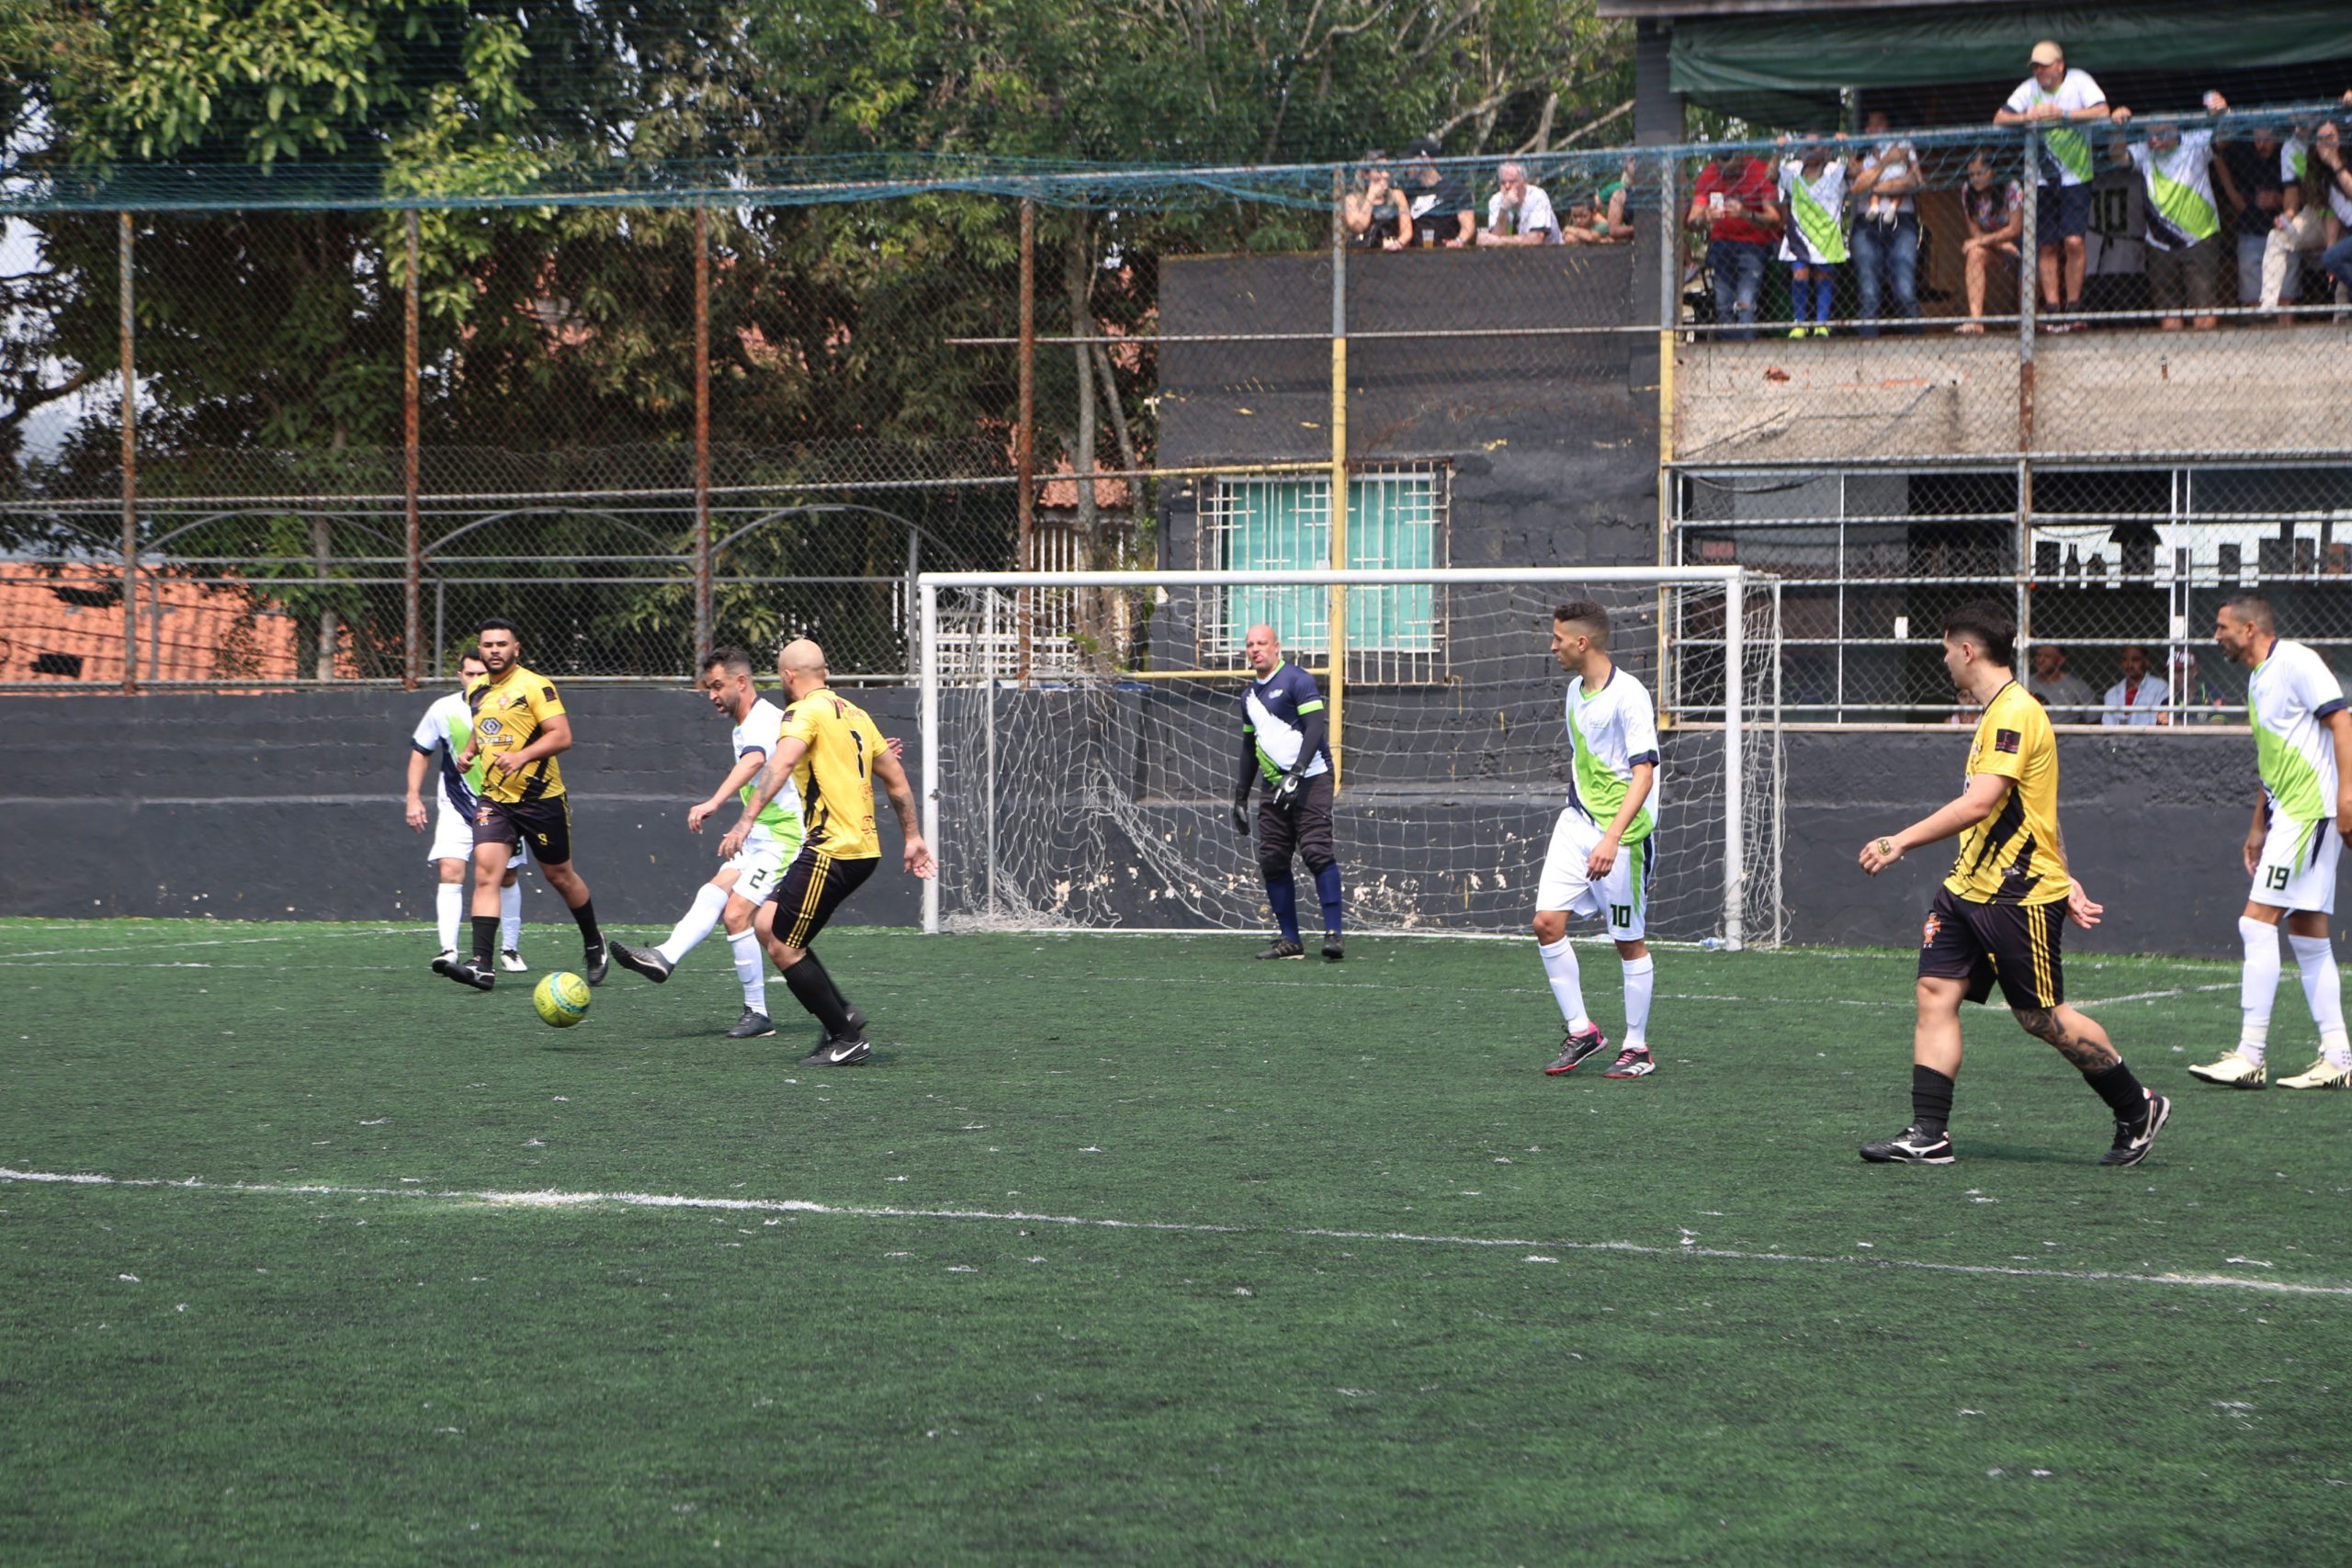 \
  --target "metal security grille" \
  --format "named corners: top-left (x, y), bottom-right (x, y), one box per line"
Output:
top-left (1194, 464), bottom-right (1450, 681)
top-left (1668, 459), bottom-right (2352, 725)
